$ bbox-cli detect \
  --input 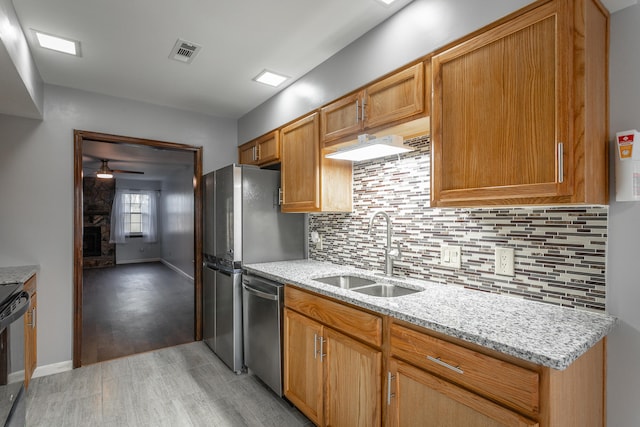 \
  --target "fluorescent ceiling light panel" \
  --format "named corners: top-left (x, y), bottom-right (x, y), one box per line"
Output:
top-left (253, 70), bottom-right (289, 87)
top-left (34, 30), bottom-right (80, 56)
top-left (325, 135), bottom-right (412, 161)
